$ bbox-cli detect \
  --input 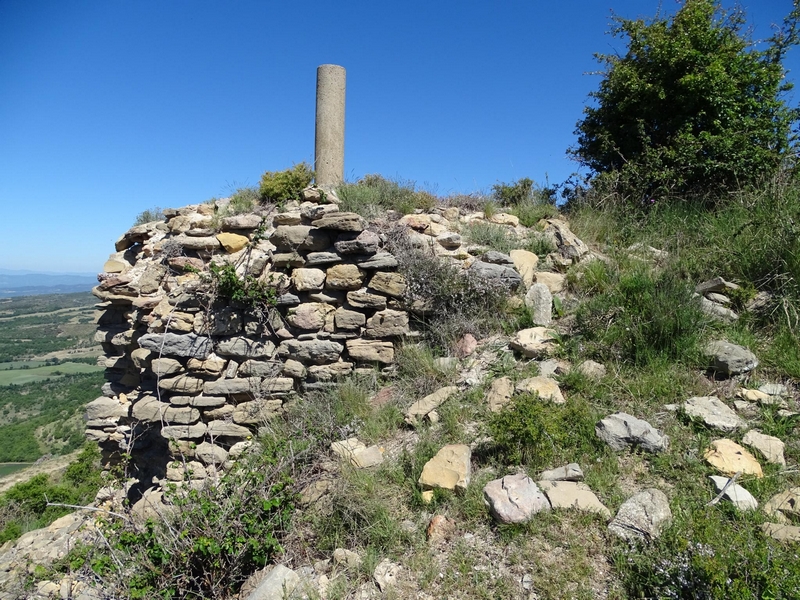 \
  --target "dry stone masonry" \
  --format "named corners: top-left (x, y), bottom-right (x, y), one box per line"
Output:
top-left (86, 190), bottom-right (597, 487)
top-left (87, 191), bottom-right (419, 483)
